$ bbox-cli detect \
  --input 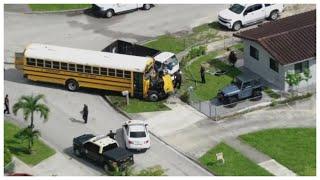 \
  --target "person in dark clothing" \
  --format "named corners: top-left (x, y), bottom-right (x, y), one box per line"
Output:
top-left (82, 104), bottom-right (88, 124)
top-left (4, 94), bottom-right (10, 114)
top-left (174, 70), bottom-right (182, 89)
top-left (107, 130), bottom-right (116, 139)
top-left (200, 65), bottom-right (206, 84)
